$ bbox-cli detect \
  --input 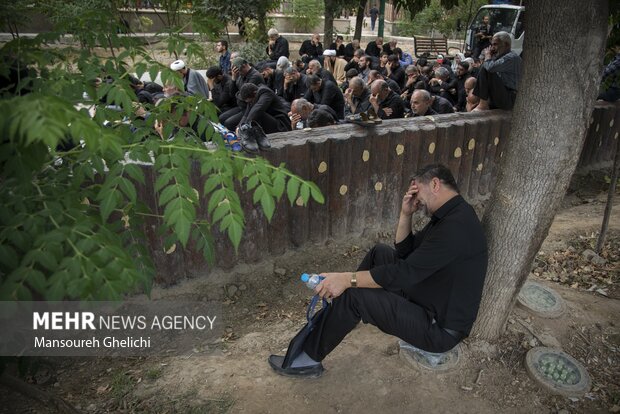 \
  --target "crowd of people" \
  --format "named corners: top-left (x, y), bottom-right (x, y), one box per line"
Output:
top-left (129, 23), bottom-right (523, 151)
